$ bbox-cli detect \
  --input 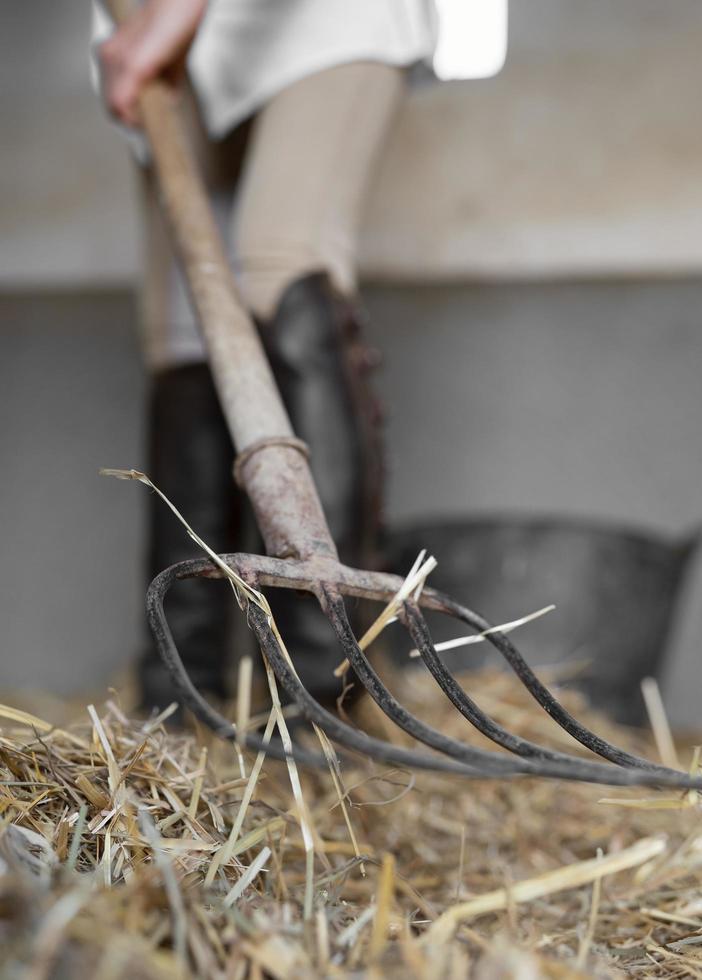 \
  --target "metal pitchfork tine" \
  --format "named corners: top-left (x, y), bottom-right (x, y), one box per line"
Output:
top-left (147, 554), bottom-right (702, 789)
top-left (106, 0), bottom-right (702, 792)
